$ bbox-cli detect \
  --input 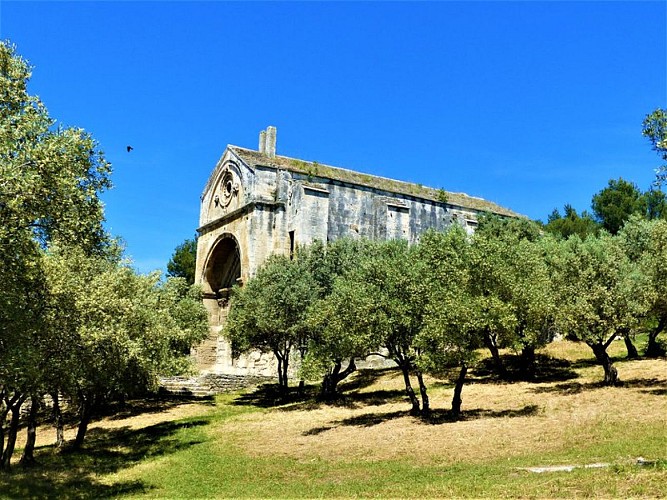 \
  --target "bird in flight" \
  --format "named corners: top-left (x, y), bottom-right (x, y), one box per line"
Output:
top-left (126, 146), bottom-right (134, 152)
